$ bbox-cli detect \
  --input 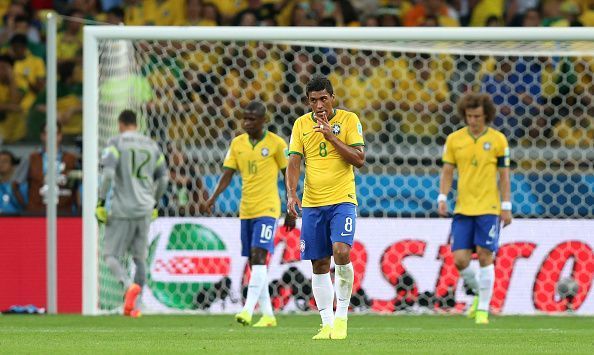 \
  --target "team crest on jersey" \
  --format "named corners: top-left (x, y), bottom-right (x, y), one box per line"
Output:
top-left (332, 123), bottom-right (341, 135)
top-left (261, 148), bottom-right (269, 157)
top-left (483, 142), bottom-right (492, 151)
top-left (300, 240), bottom-right (305, 253)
